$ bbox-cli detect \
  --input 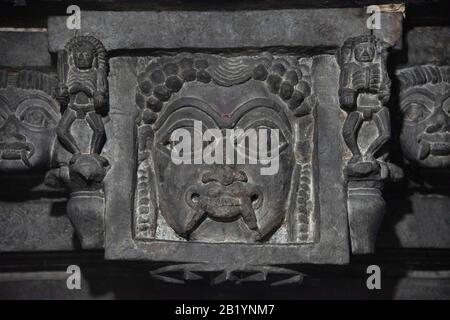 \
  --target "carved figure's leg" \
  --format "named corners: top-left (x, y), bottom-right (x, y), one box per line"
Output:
top-left (342, 111), bottom-right (364, 163)
top-left (86, 111), bottom-right (106, 155)
top-left (366, 107), bottom-right (391, 160)
top-left (56, 108), bottom-right (80, 154)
